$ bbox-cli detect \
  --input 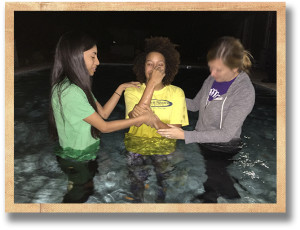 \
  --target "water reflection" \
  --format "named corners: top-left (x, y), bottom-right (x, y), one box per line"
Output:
top-left (14, 67), bottom-right (276, 203)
